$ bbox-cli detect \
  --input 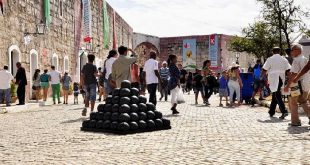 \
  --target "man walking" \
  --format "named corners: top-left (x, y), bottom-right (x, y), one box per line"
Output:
top-left (15, 62), bottom-right (27, 105)
top-left (81, 54), bottom-right (99, 116)
top-left (111, 46), bottom-right (137, 88)
top-left (251, 59), bottom-right (264, 106)
top-left (261, 47), bottom-right (290, 119)
top-left (0, 66), bottom-right (14, 106)
top-left (284, 43), bottom-right (310, 126)
top-left (178, 64), bottom-right (187, 93)
top-left (49, 66), bottom-right (61, 104)
top-left (159, 61), bottom-right (169, 101)
top-left (143, 51), bottom-right (162, 106)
